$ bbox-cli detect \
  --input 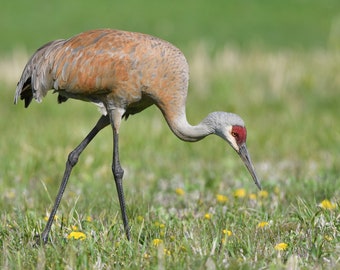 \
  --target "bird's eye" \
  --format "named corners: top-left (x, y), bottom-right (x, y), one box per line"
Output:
top-left (231, 132), bottom-right (238, 138)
